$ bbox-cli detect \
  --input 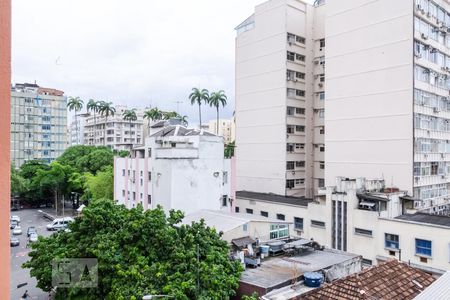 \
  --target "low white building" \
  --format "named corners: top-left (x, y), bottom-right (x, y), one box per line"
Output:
top-left (235, 177), bottom-right (450, 275)
top-left (114, 124), bottom-right (233, 215)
